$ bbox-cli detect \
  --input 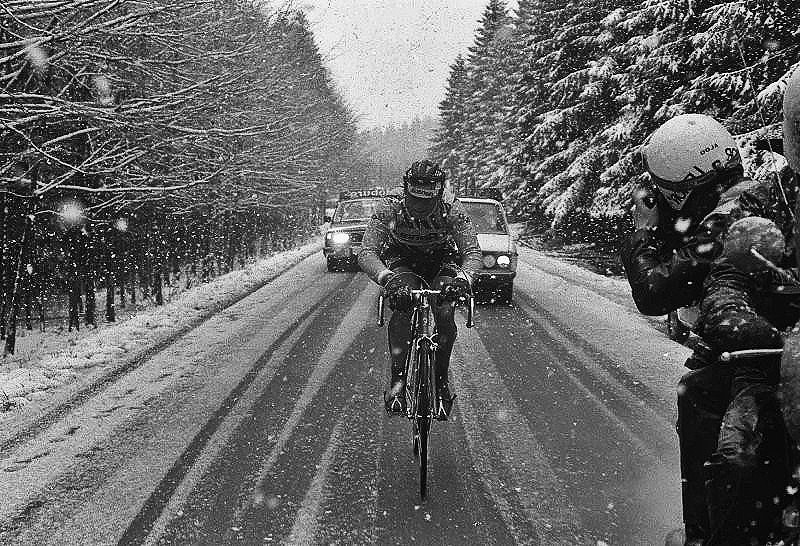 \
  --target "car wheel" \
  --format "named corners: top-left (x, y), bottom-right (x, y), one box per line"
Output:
top-left (326, 257), bottom-right (338, 272)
